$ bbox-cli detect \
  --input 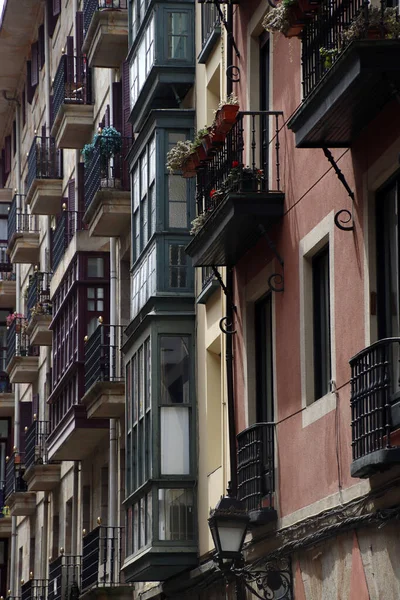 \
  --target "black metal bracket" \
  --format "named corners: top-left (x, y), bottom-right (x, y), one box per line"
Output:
top-left (209, 0), bottom-right (241, 59)
top-left (238, 557), bottom-right (293, 600)
top-left (258, 225), bottom-right (284, 293)
top-left (211, 266), bottom-right (237, 335)
top-left (322, 147), bottom-right (354, 231)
